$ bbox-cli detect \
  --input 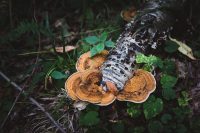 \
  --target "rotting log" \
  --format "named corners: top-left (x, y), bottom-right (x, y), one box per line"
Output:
top-left (100, 0), bottom-right (182, 91)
